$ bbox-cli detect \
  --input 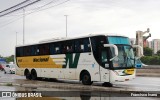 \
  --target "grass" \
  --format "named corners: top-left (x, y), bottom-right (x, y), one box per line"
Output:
top-left (6, 83), bottom-right (13, 86)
